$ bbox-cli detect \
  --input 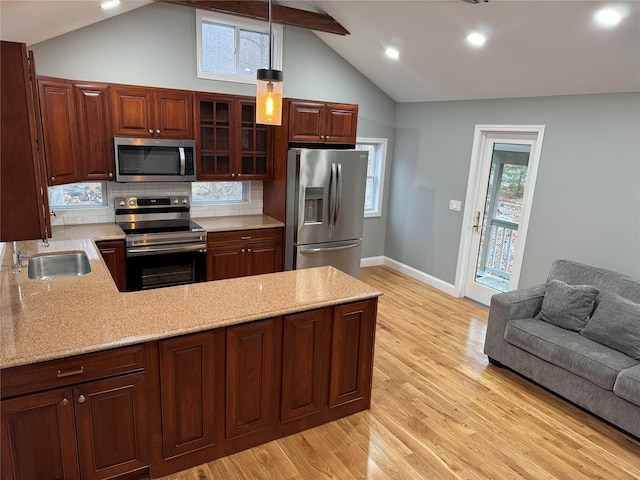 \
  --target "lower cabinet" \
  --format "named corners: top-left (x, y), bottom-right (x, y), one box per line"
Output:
top-left (1, 371), bottom-right (149, 480)
top-left (206, 228), bottom-right (283, 281)
top-left (149, 298), bottom-right (377, 476)
top-left (0, 298), bottom-right (377, 479)
top-left (96, 240), bottom-right (127, 291)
